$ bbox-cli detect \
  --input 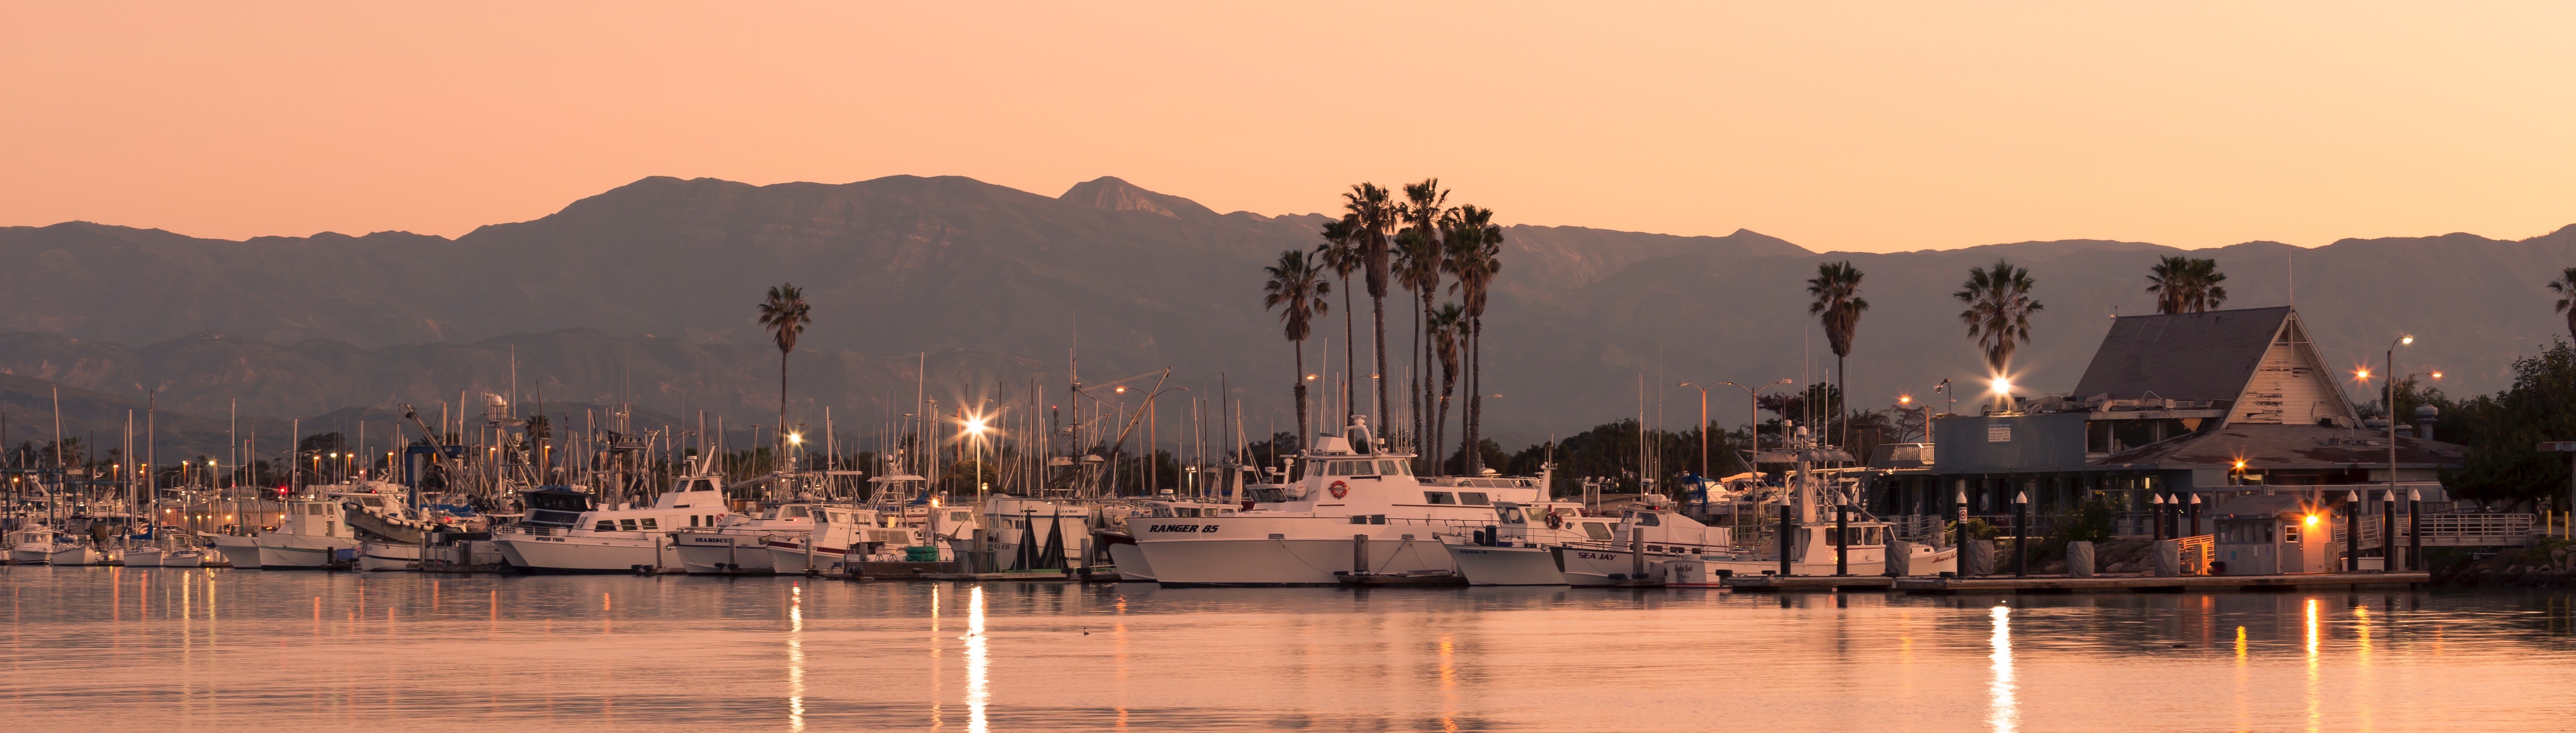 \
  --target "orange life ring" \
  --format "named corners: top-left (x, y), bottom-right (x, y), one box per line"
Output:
top-left (1546, 513), bottom-right (1563, 530)
top-left (1329, 480), bottom-right (1349, 499)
